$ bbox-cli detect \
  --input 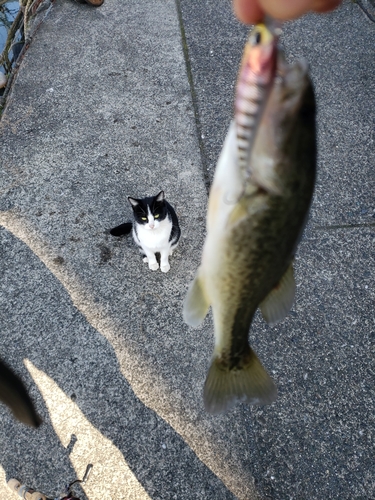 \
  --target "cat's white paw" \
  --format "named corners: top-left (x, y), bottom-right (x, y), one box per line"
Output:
top-left (149, 262), bottom-right (159, 271)
top-left (143, 256), bottom-right (149, 263)
top-left (161, 263), bottom-right (170, 273)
